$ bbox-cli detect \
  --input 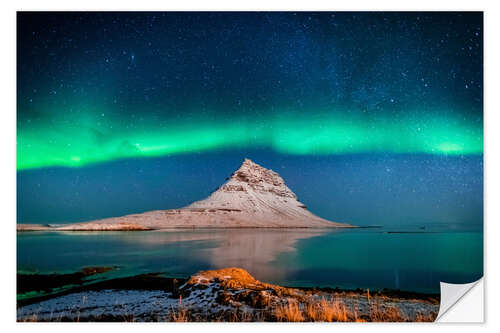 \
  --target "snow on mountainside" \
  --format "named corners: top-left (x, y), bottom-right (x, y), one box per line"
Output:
top-left (186, 158), bottom-right (338, 225)
top-left (18, 159), bottom-right (352, 230)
